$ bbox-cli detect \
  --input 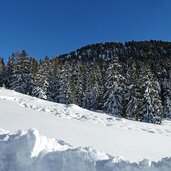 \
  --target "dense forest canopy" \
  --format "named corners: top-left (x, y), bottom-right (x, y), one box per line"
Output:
top-left (0, 40), bottom-right (171, 124)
